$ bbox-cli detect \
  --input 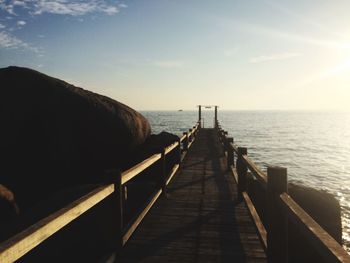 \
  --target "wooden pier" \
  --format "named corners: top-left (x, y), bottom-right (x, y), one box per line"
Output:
top-left (119, 128), bottom-right (266, 262)
top-left (1, 108), bottom-right (350, 262)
